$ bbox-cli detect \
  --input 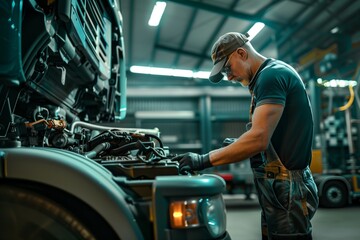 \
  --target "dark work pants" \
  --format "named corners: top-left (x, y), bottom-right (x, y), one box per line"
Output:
top-left (252, 166), bottom-right (319, 240)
